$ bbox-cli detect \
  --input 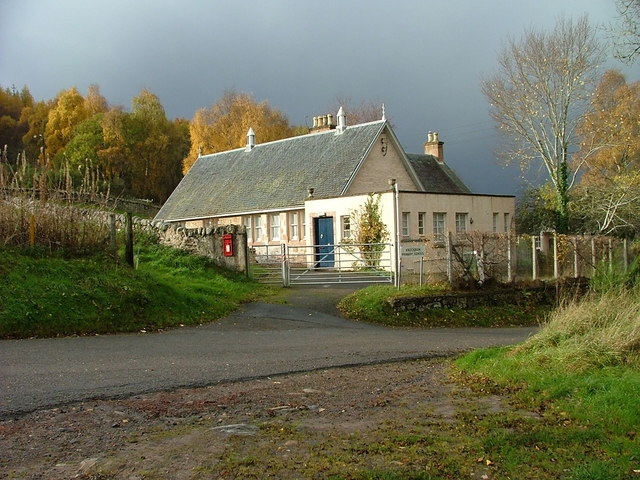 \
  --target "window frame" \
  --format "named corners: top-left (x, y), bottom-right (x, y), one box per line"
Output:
top-left (254, 215), bottom-right (263, 242)
top-left (269, 213), bottom-right (281, 241)
top-left (341, 215), bottom-right (351, 241)
top-left (244, 216), bottom-right (252, 242)
top-left (289, 212), bottom-right (299, 240)
top-left (401, 212), bottom-right (410, 237)
top-left (433, 212), bottom-right (446, 242)
top-left (455, 212), bottom-right (468, 234)
top-left (418, 212), bottom-right (426, 236)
